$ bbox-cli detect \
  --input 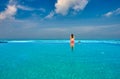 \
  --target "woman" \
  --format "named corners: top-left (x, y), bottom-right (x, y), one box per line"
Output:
top-left (70, 34), bottom-right (75, 51)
